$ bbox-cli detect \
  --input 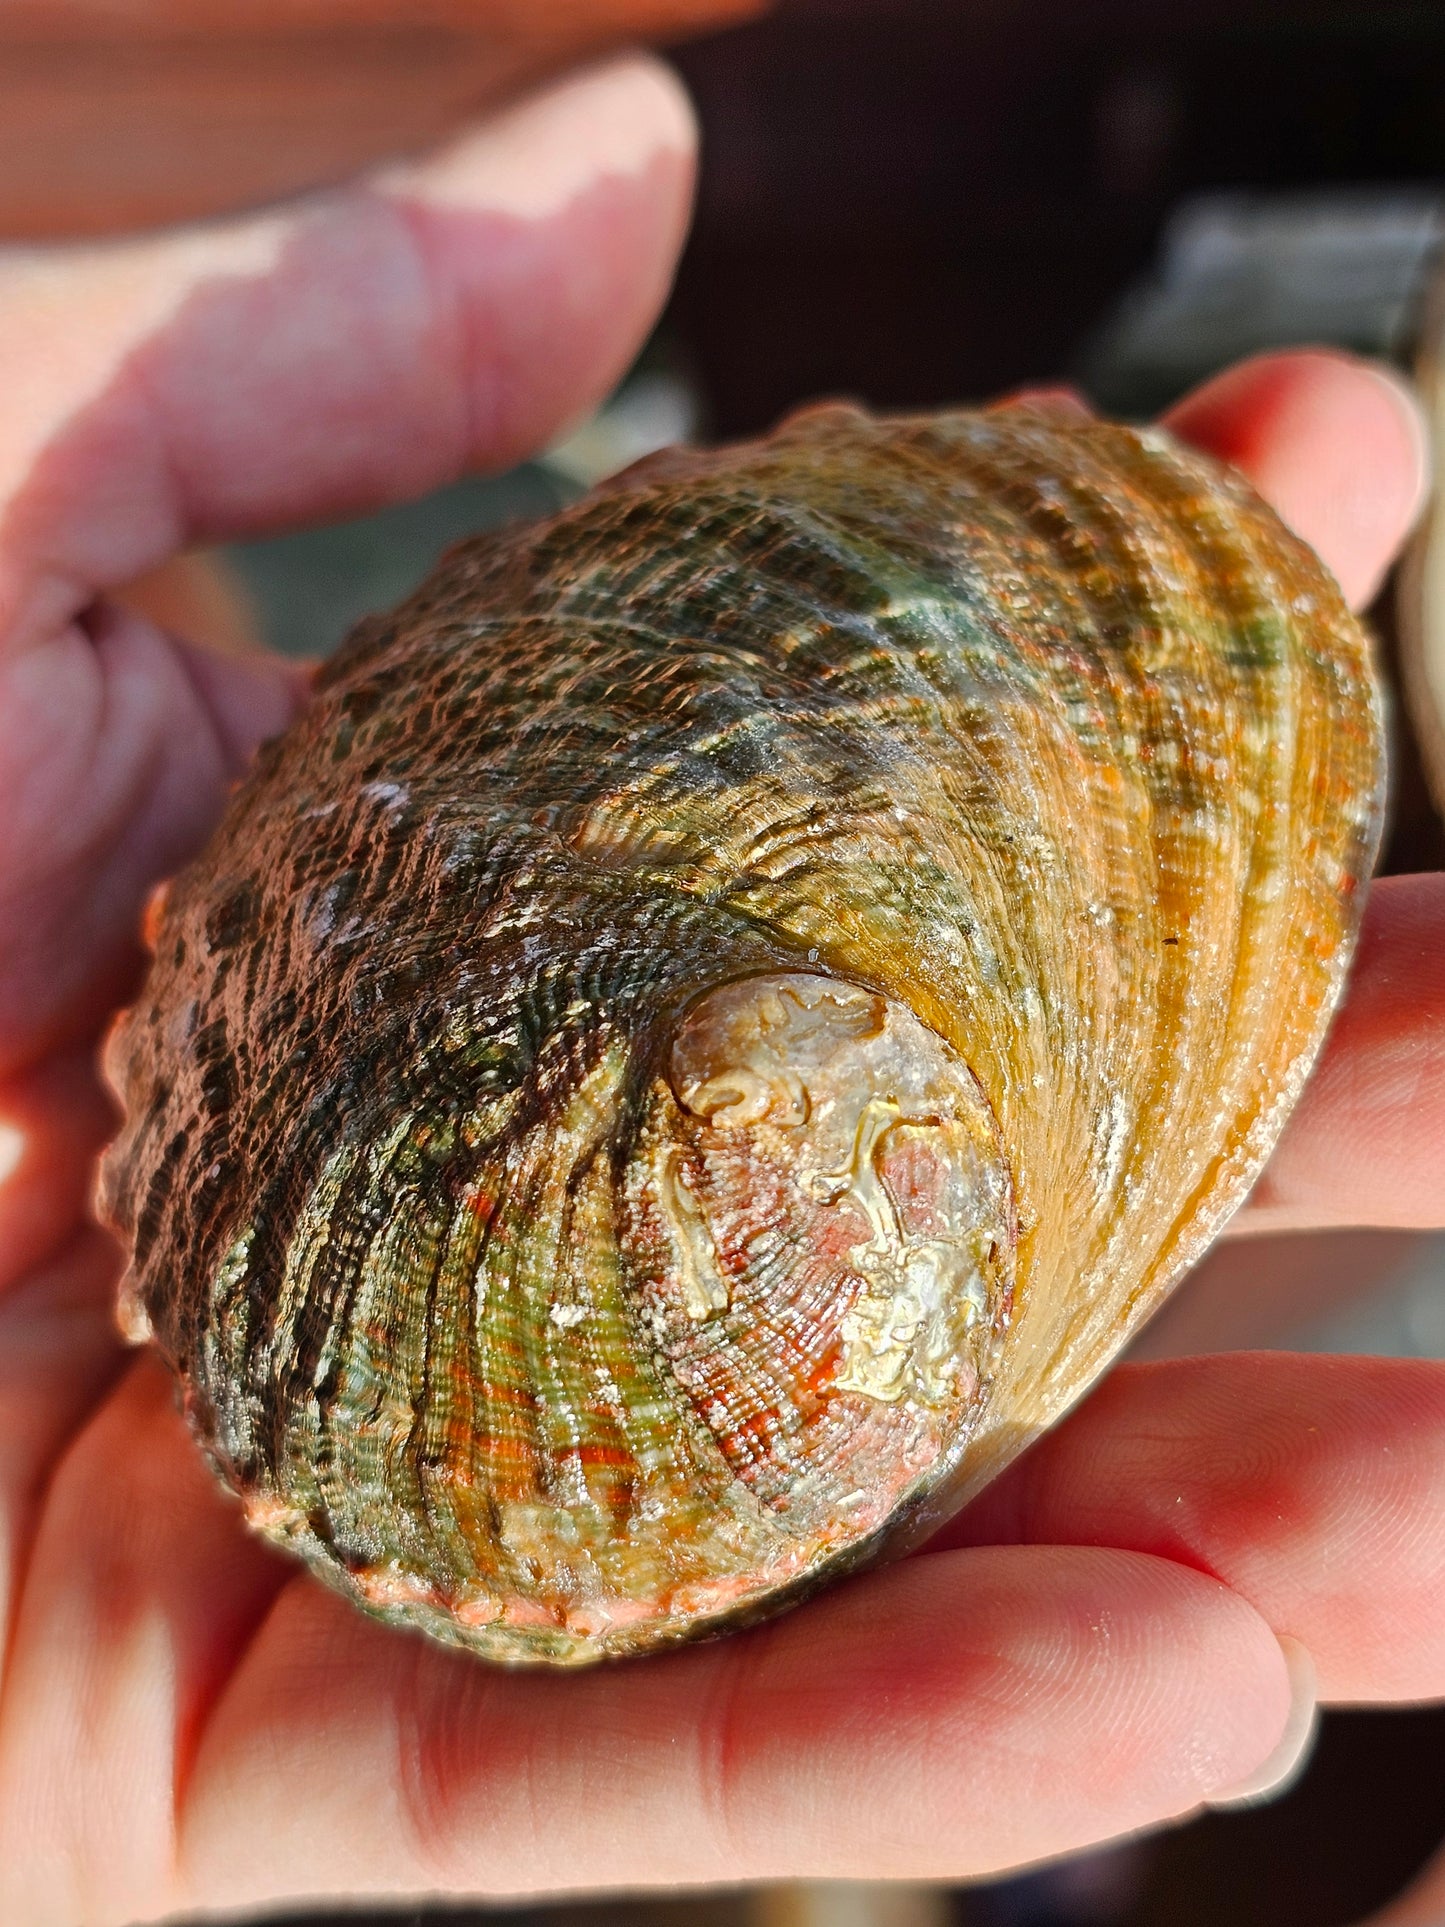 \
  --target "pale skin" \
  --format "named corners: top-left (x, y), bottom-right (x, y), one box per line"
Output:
top-left (0, 52), bottom-right (1442, 1927)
